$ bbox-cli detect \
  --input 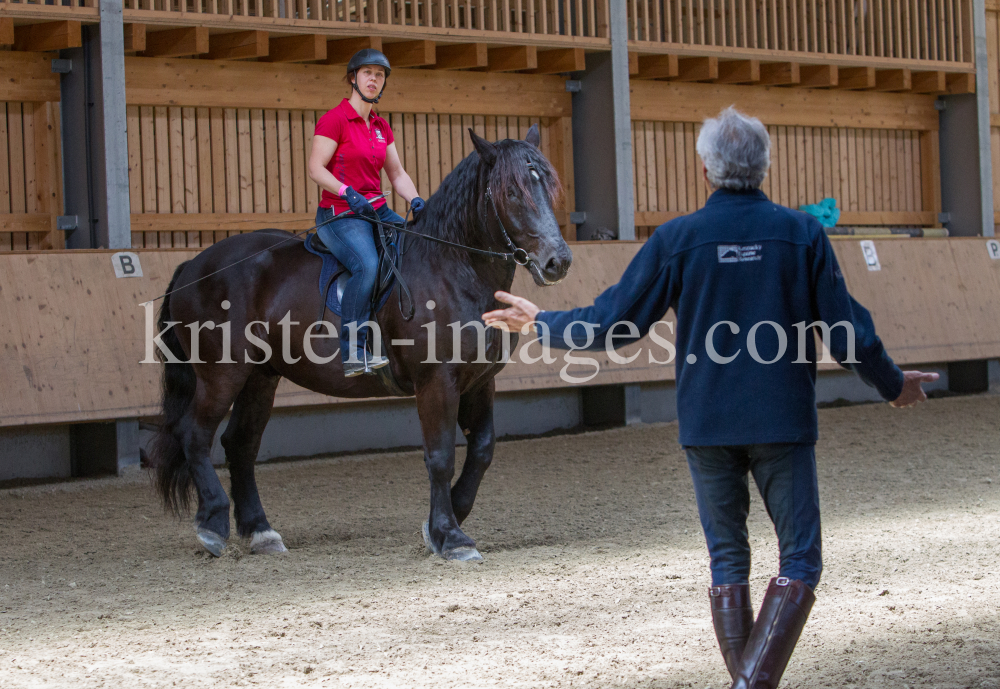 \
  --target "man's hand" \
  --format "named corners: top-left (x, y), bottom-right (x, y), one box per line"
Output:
top-left (890, 371), bottom-right (940, 408)
top-left (482, 291), bottom-right (541, 332)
